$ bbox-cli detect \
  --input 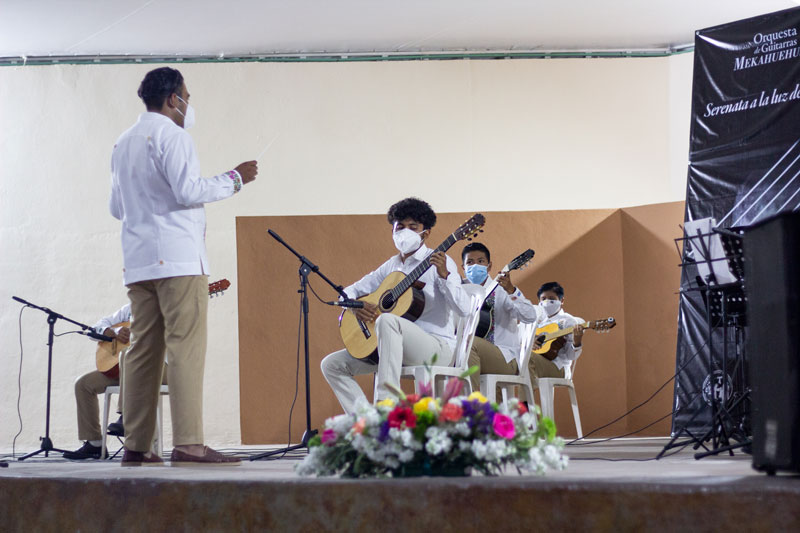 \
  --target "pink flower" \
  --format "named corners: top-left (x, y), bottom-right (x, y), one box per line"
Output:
top-left (418, 380), bottom-right (433, 398)
top-left (321, 428), bottom-right (338, 446)
top-left (352, 417), bottom-right (366, 435)
top-left (388, 407), bottom-right (417, 429)
top-left (492, 413), bottom-right (516, 440)
top-left (442, 378), bottom-right (464, 403)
